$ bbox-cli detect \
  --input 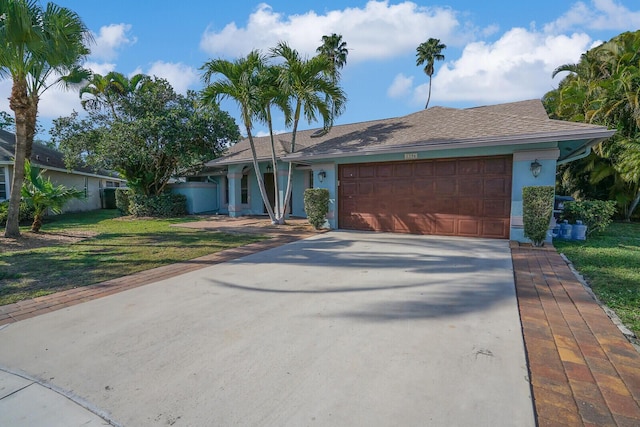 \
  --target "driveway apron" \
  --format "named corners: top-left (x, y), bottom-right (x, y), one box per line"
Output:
top-left (0, 231), bottom-right (534, 426)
